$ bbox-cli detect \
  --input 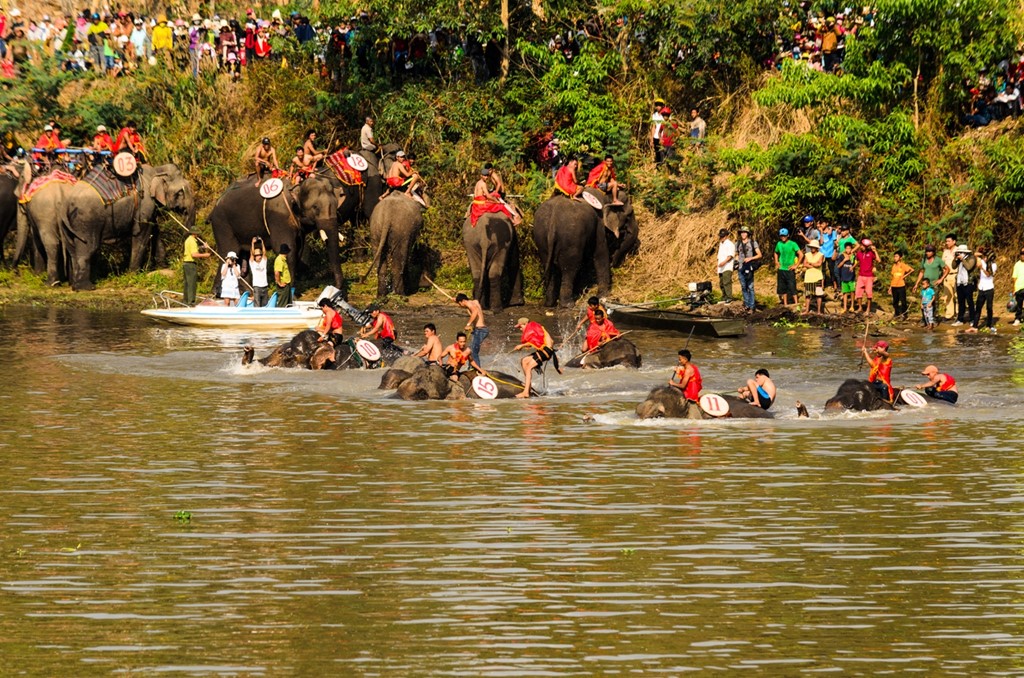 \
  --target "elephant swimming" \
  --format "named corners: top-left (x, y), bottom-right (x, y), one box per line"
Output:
top-left (242, 329), bottom-right (384, 370)
top-left (822, 379), bottom-right (897, 412)
top-left (378, 357), bottom-right (534, 400)
top-left (533, 187), bottom-right (638, 308)
top-left (635, 386), bottom-right (773, 420)
top-left (564, 337), bottom-right (642, 369)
